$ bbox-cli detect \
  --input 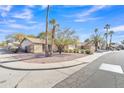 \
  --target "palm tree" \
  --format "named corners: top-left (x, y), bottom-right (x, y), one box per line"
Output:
top-left (109, 31), bottom-right (114, 48)
top-left (121, 40), bottom-right (124, 44)
top-left (49, 19), bottom-right (59, 55)
top-left (45, 5), bottom-right (50, 57)
top-left (104, 24), bottom-right (110, 50)
top-left (91, 28), bottom-right (101, 51)
top-left (95, 28), bottom-right (98, 33)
